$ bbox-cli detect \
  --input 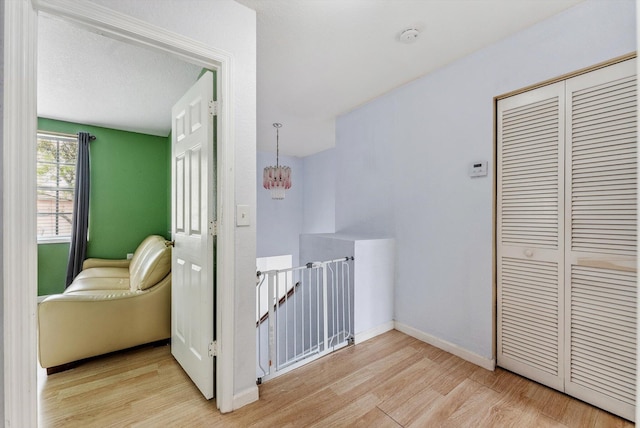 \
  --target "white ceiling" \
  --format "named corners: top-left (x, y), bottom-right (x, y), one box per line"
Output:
top-left (38, 0), bottom-right (585, 155)
top-left (38, 14), bottom-right (202, 137)
top-left (238, 0), bottom-right (585, 157)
